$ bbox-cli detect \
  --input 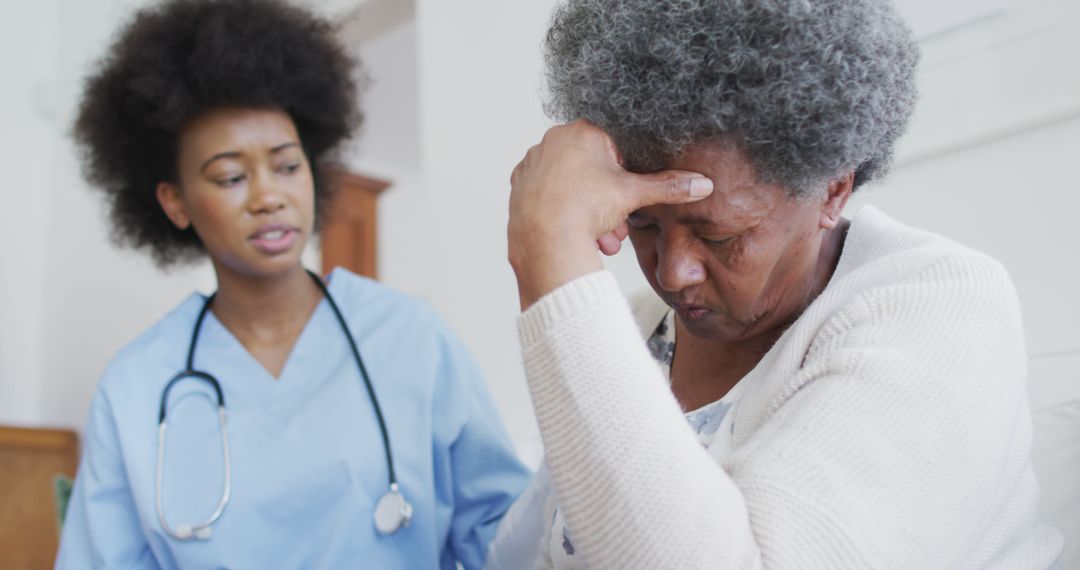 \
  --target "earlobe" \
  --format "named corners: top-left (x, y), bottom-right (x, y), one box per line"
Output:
top-left (820, 205), bottom-right (842, 229)
top-left (155, 182), bottom-right (190, 230)
top-left (820, 172), bottom-right (854, 230)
